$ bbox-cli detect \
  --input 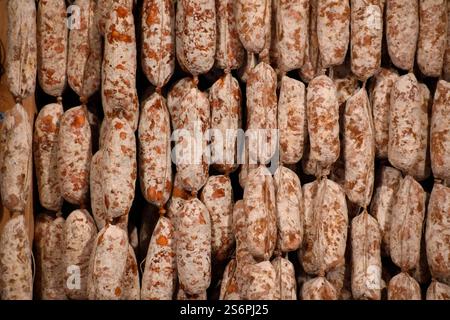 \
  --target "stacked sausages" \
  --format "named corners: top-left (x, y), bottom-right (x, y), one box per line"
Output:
top-left (0, 0), bottom-right (449, 300)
